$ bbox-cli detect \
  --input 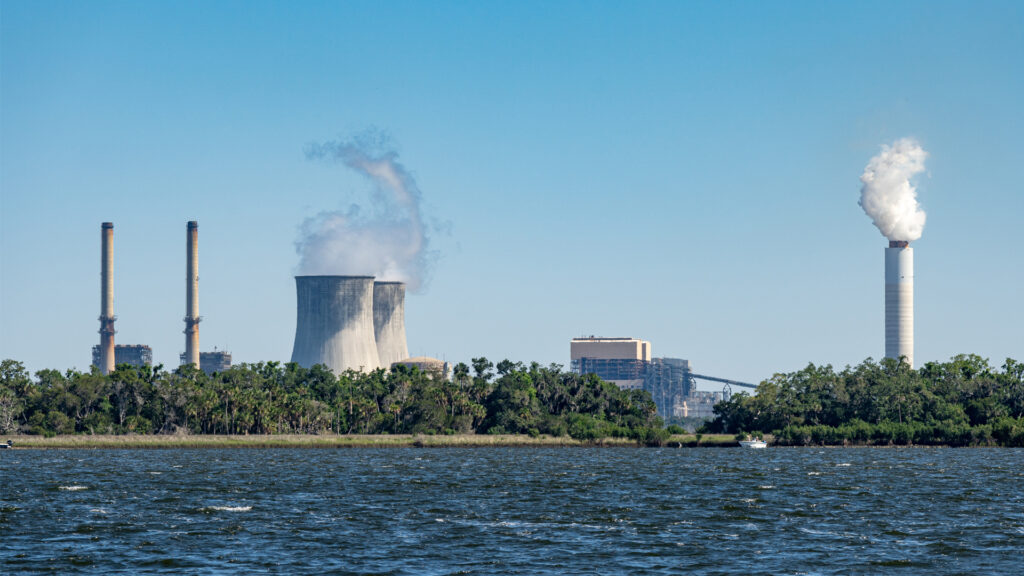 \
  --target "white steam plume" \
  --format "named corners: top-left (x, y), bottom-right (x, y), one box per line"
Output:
top-left (297, 134), bottom-right (434, 292)
top-left (858, 138), bottom-right (928, 242)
